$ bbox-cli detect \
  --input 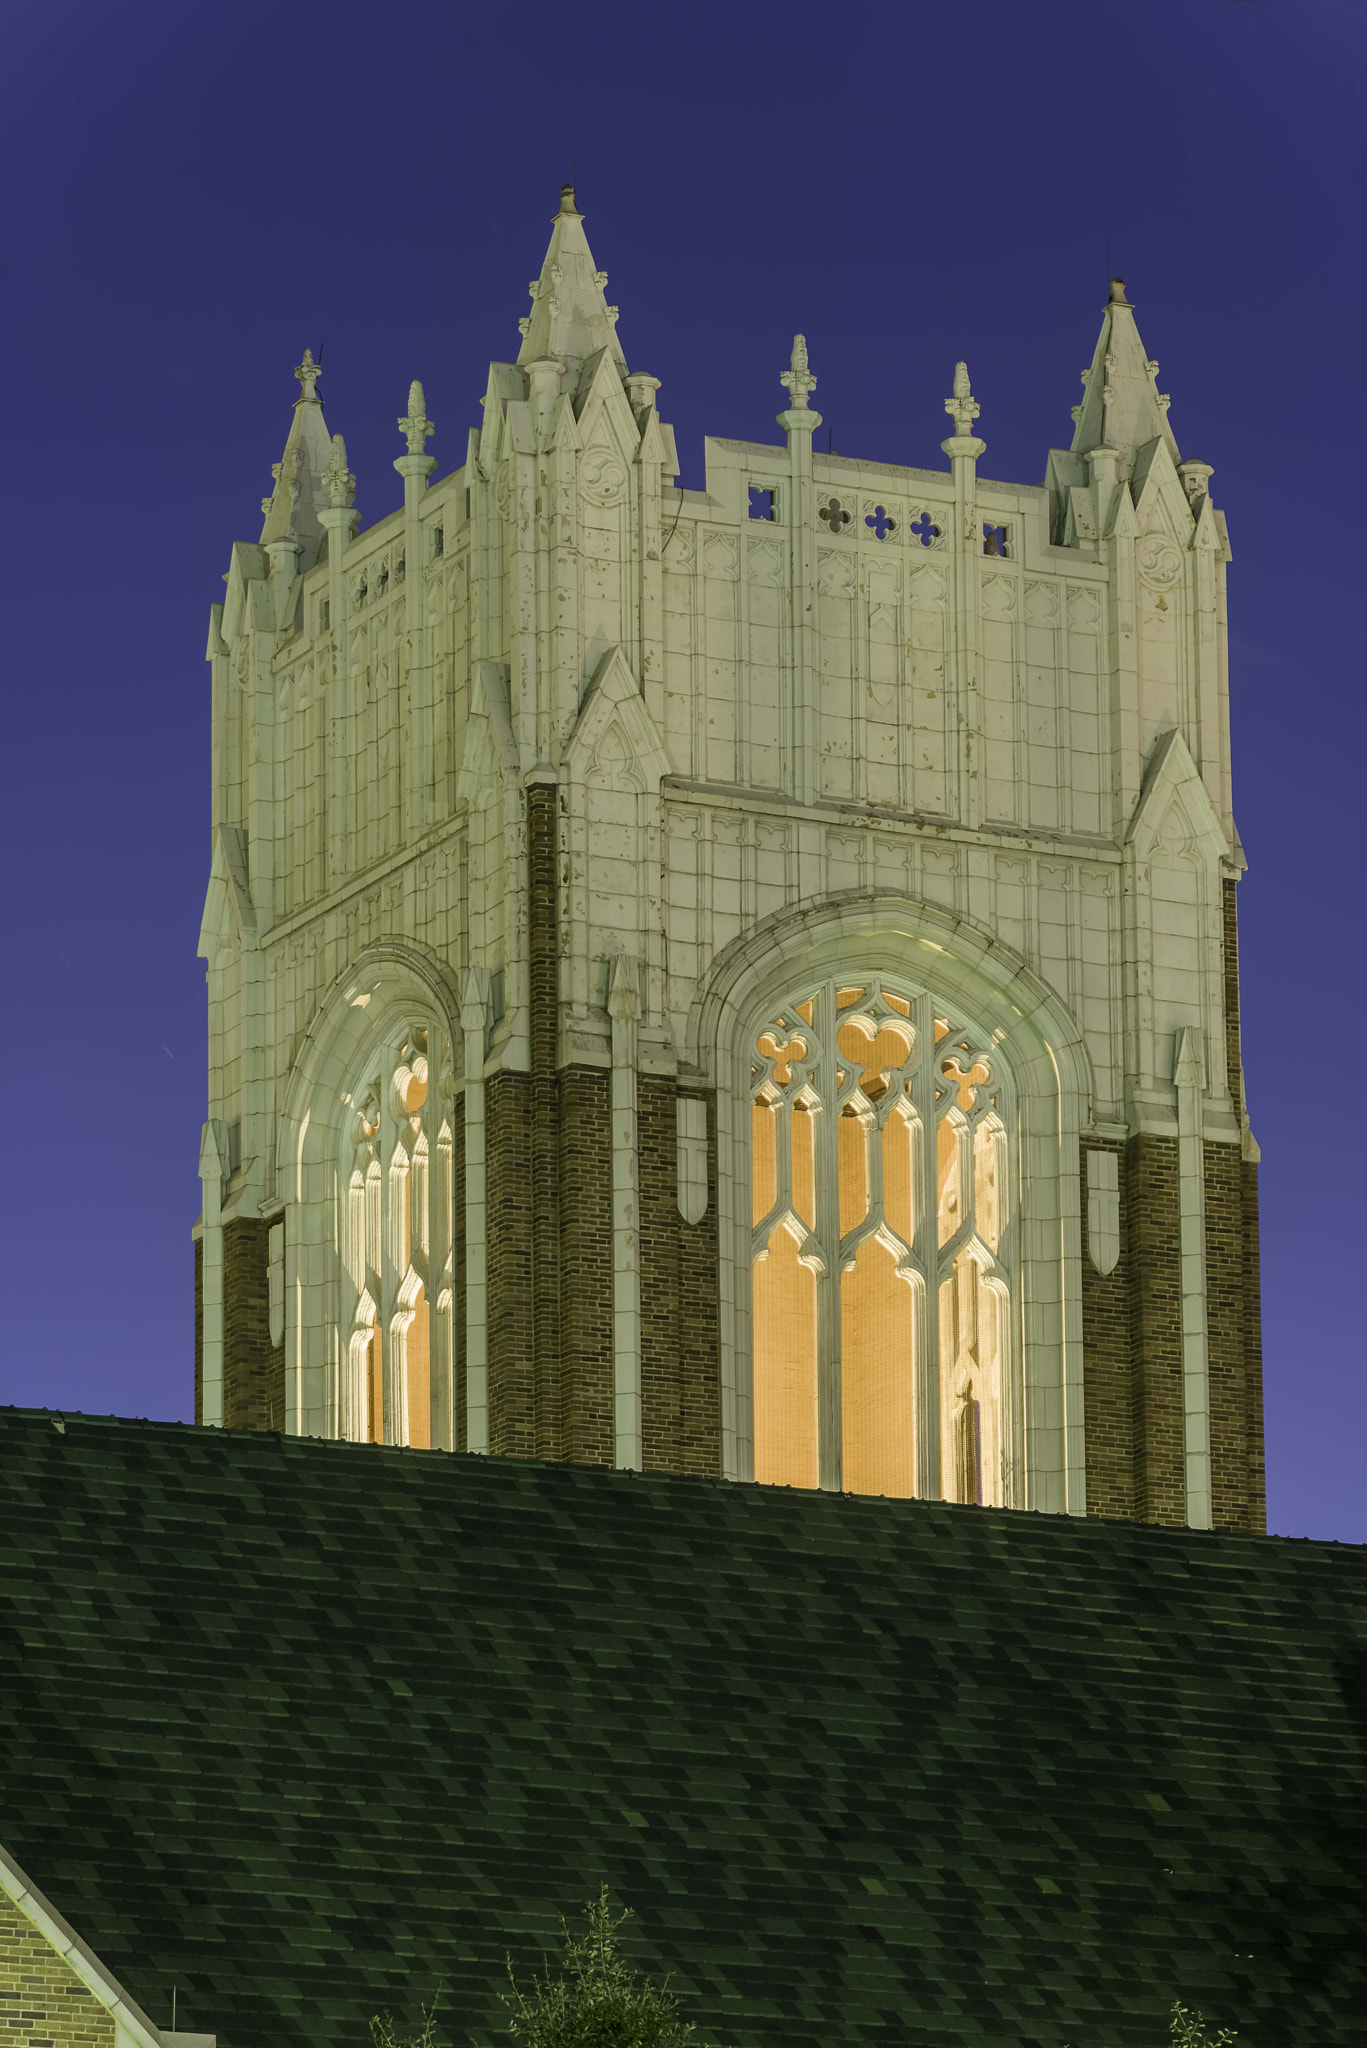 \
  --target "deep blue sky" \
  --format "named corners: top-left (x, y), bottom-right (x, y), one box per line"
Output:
top-left (2, 0), bottom-right (1362, 1539)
